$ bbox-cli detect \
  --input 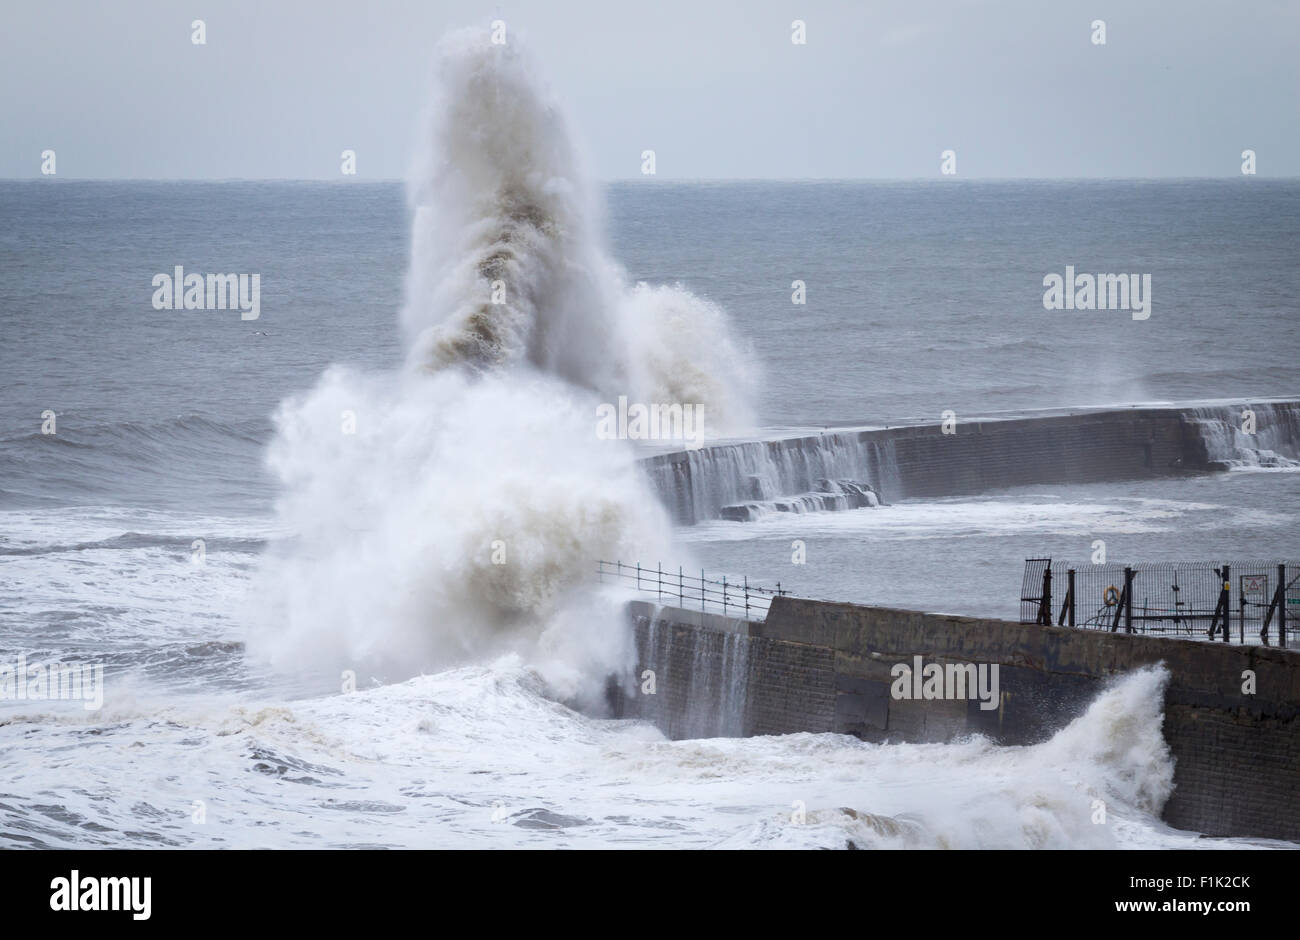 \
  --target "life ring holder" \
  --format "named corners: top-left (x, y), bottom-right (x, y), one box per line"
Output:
top-left (1103, 585), bottom-right (1121, 607)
